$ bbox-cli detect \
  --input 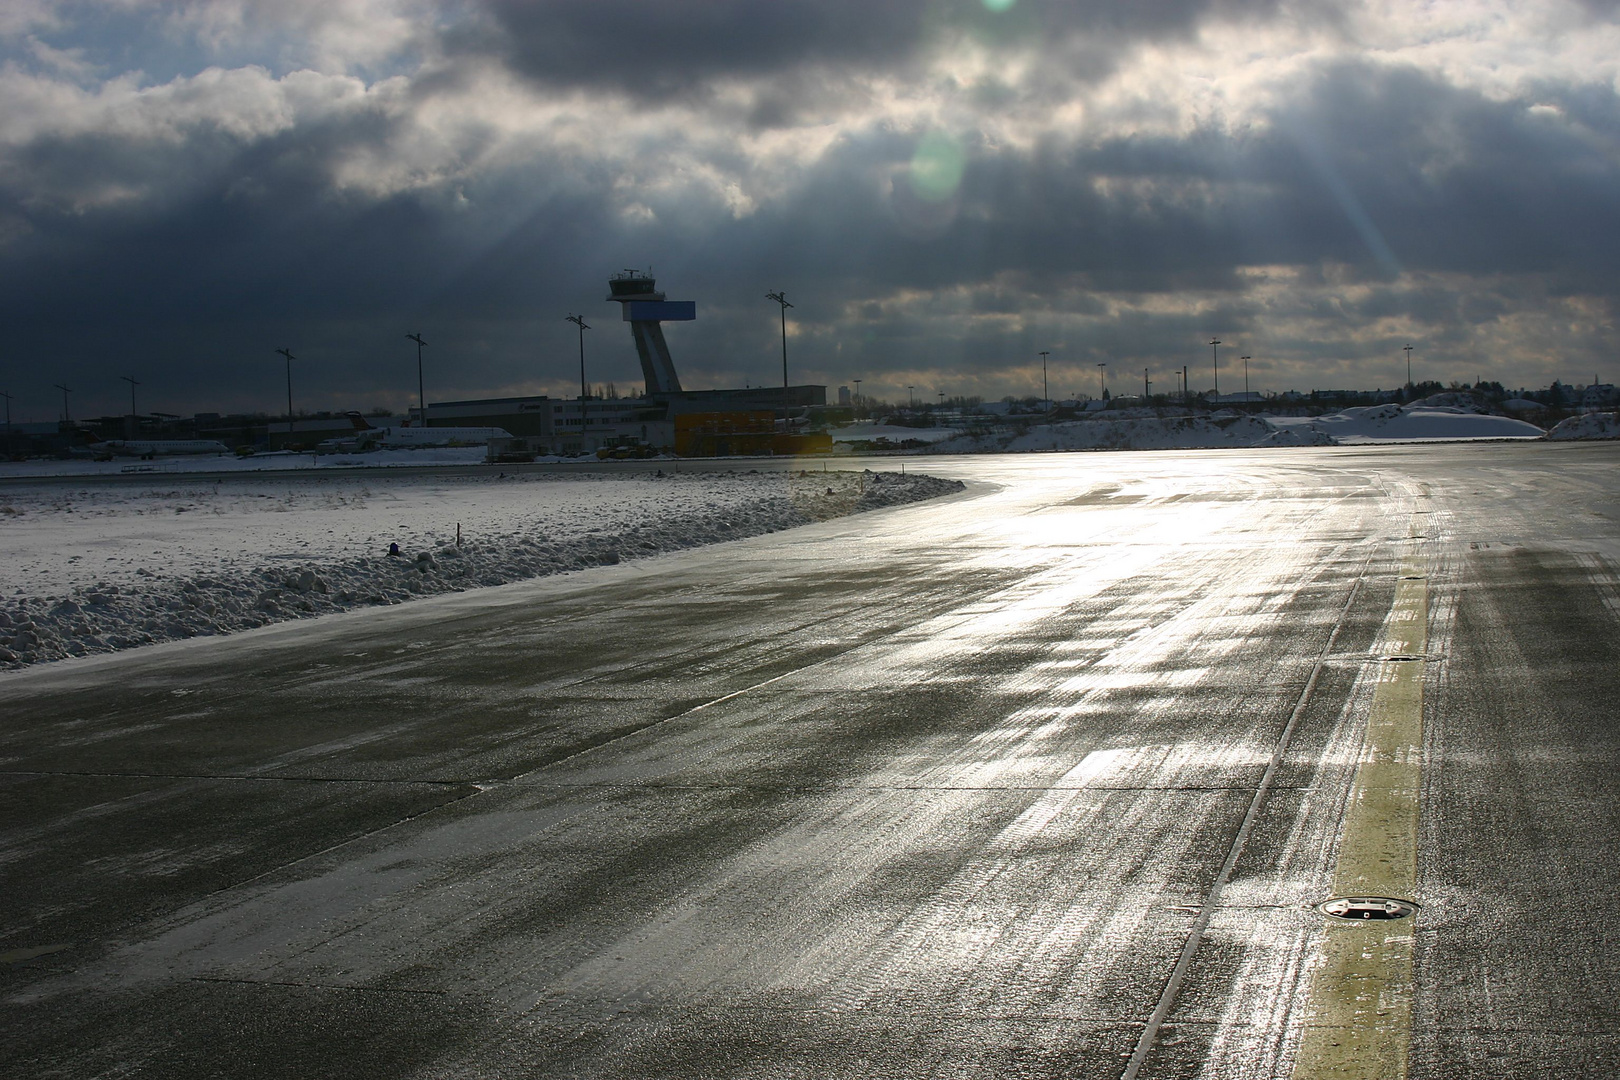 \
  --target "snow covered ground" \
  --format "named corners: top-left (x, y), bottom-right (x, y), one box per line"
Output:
top-left (1547, 413), bottom-right (1620, 440)
top-left (929, 415), bottom-right (1293, 453)
top-left (927, 401), bottom-right (1545, 454)
top-left (1, 446), bottom-right (502, 480)
top-left (831, 420), bottom-right (962, 444)
top-left (0, 467), bottom-right (961, 670)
